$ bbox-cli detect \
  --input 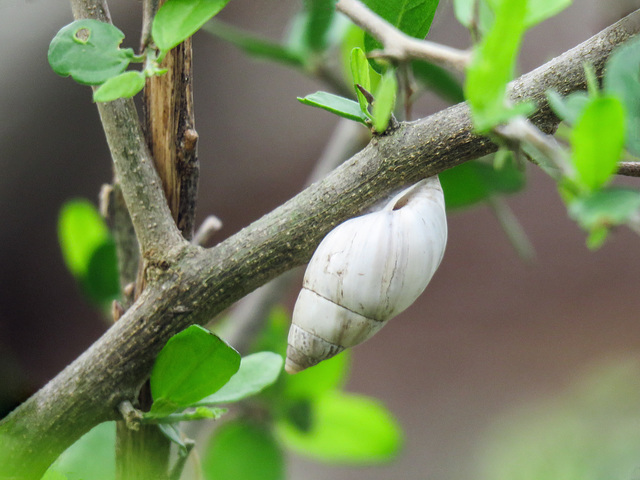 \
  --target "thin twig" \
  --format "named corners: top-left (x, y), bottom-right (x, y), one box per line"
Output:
top-left (336, 0), bottom-right (471, 73)
top-left (496, 116), bottom-right (571, 178)
top-left (487, 196), bottom-right (536, 262)
top-left (618, 161), bottom-right (640, 177)
top-left (140, 0), bottom-right (159, 51)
